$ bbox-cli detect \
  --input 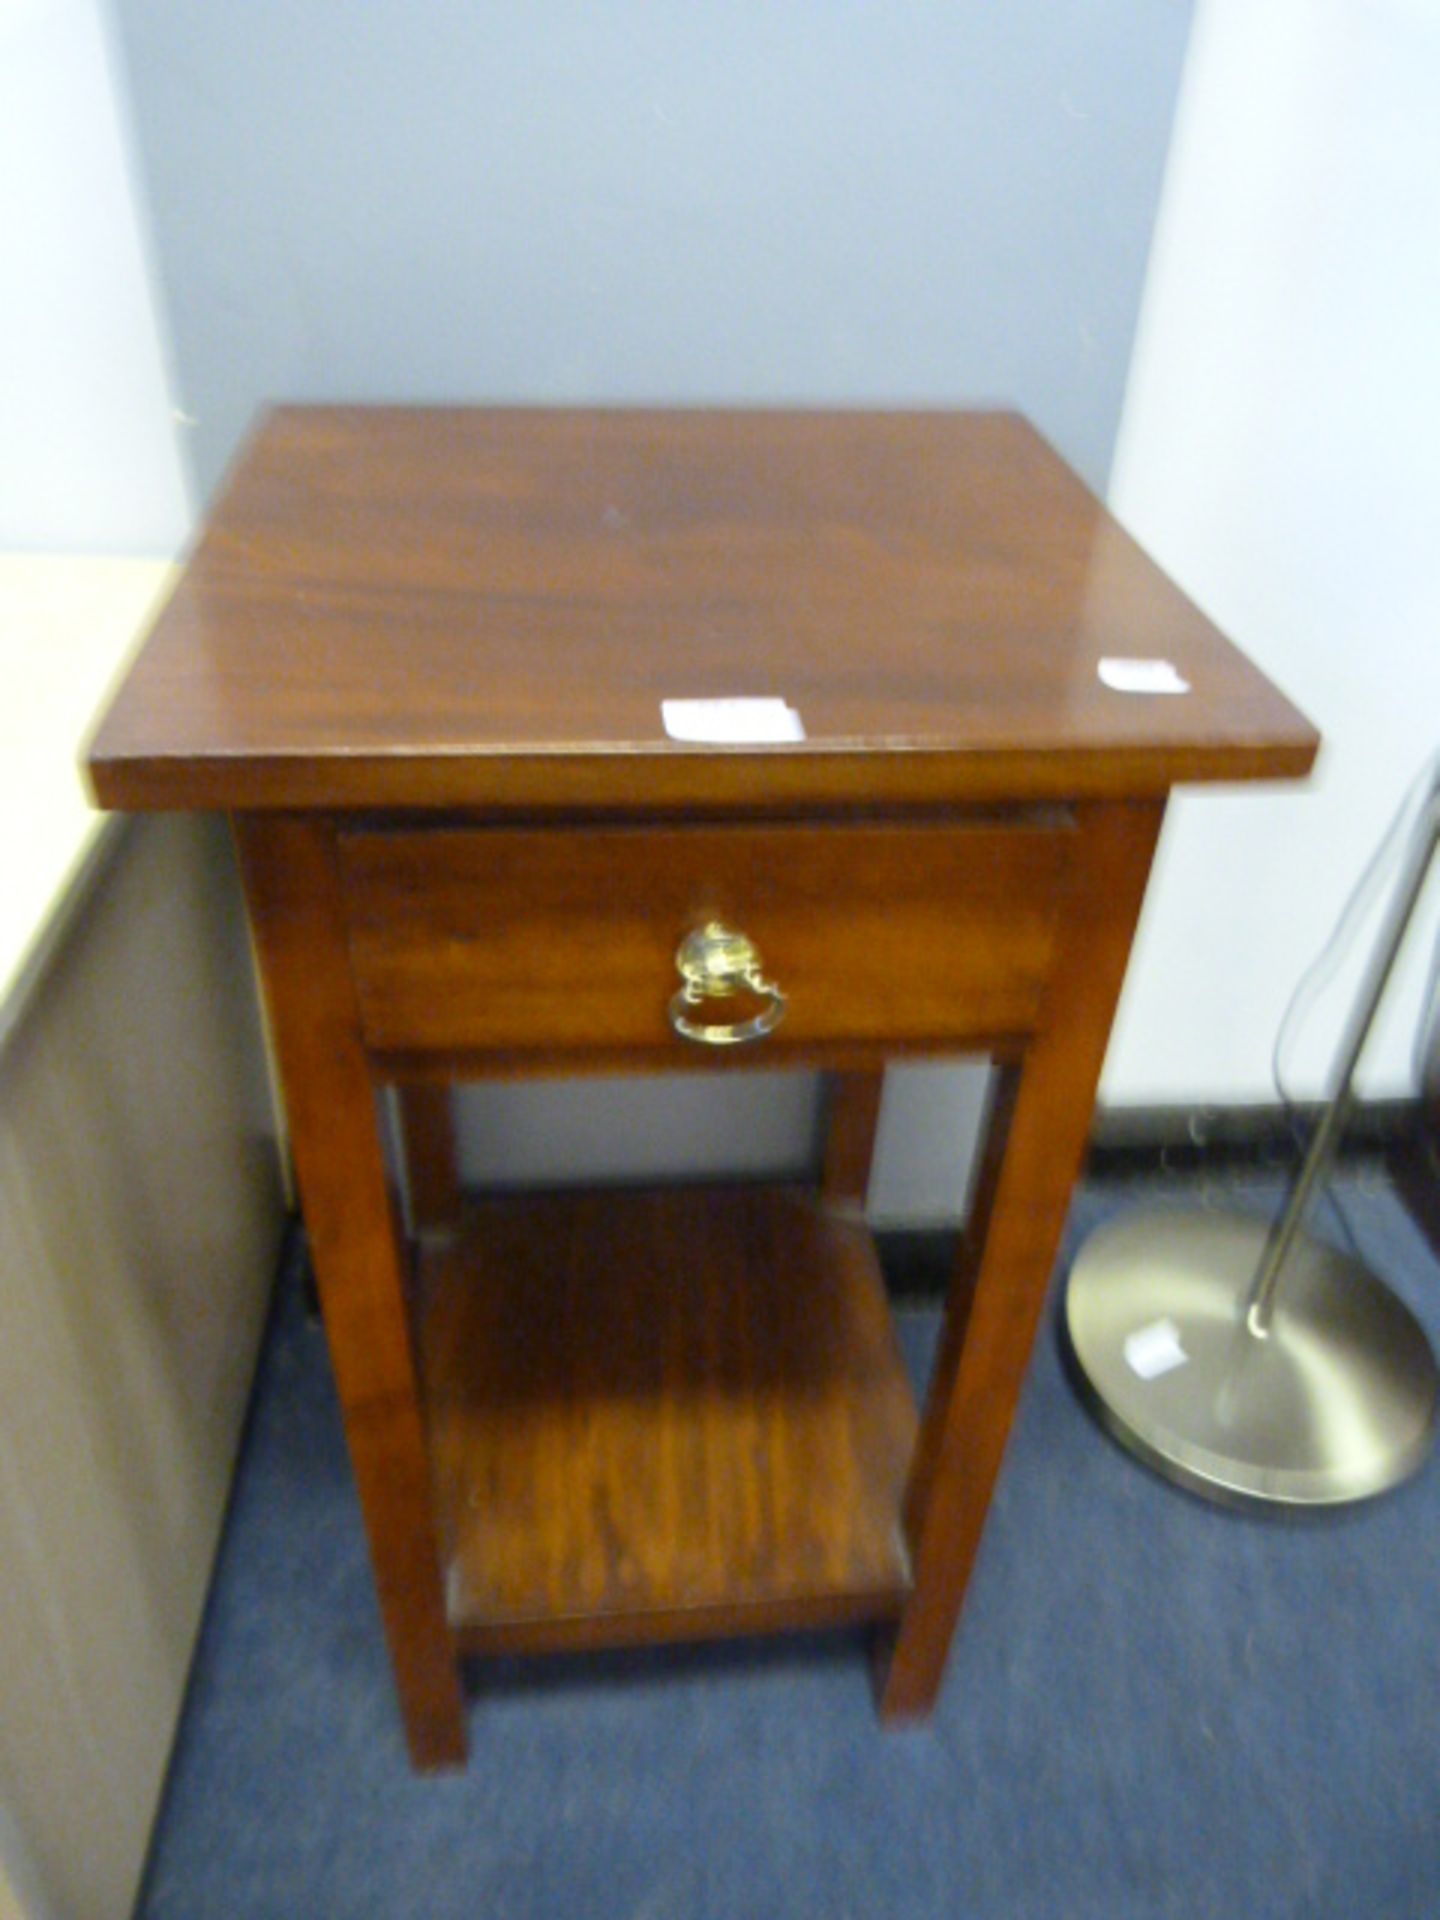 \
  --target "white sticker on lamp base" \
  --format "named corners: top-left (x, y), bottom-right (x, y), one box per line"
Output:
top-left (1123, 1318), bottom-right (1190, 1381)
